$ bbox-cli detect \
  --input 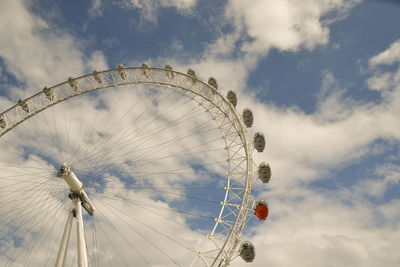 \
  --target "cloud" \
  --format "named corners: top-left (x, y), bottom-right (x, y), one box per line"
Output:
top-left (0, 0), bottom-right (108, 99)
top-left (225, 0), bottom-right (362, 55)
top-left (229, 36), bottom-right (400, 267)
top-left (244, 68), bottom-right (400, 192)
top-left (367, 39), bottom-right (400, 97)
top-left (367, 39), bottom-right (400, 94)
top-left (315, 70), bottom-right (359, 122)
top-left (369, 40), bottom-right (400, 67)
top-left (86, 50), bottom-right (109, 72)
top-left (88, 0), bottom-right (103, 19)
top-left (119, 0), bottom-right (197, 23)
top-left (240, 185), bottom-right (400, 267)
top-left (351, 163), bottom-right (400, 199)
